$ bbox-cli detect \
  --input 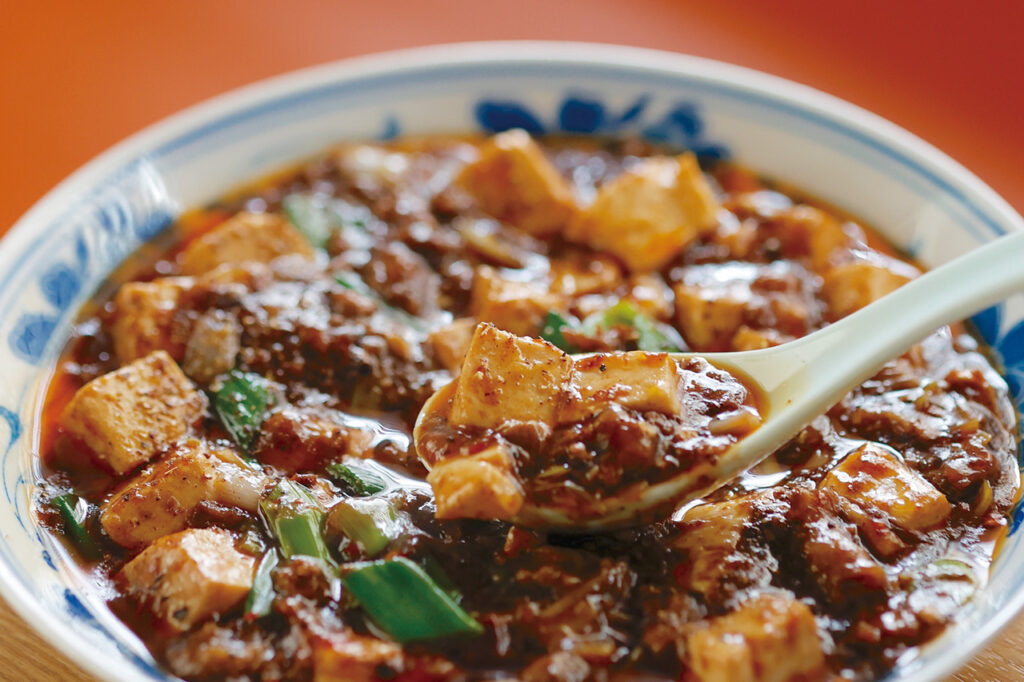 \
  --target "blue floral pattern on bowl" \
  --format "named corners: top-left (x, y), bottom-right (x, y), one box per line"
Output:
top-left (475, 93), bottom-right (730, 160)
